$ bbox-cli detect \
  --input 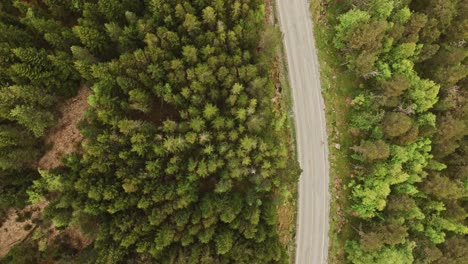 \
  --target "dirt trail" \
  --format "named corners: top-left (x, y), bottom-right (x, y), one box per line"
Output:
top-left (0, 203), bottom-right (44, 257)
top-left (38, 87), bottom-right (90, 169)
top-left (0, 87), bottom-right (90, 257)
